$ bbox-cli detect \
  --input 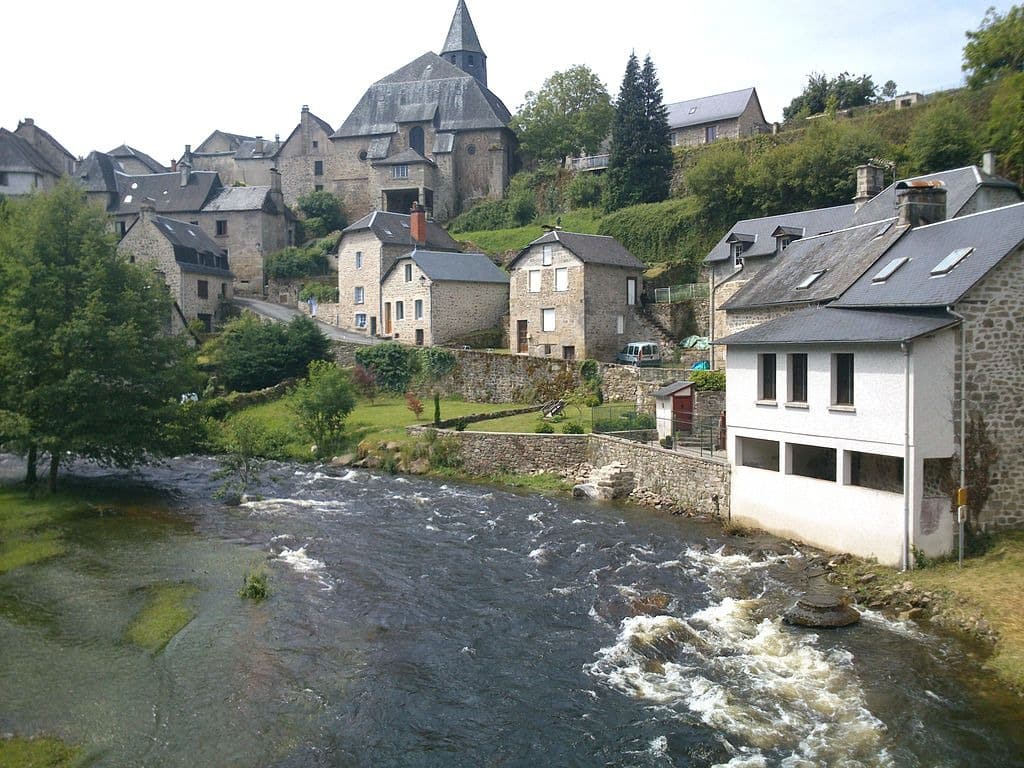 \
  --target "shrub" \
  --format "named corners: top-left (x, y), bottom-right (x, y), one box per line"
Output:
top-left (419, 347), bottom-right (457, 380)
top-left (218, 315), bottom-right (330, 392)
top-left (290, 361), bottom-right (356, 458)
top-left (566, 174), bottom-right (605, 209)
top-left (299, 282), bottom-right (339, 303)
top-left (354, 343), bottom-right (419, 393)
top-left (660, 435), bottom-right (674, 448)
top-left (430, 435), bottom-right (463, 469)
top-left (562, 422), bottom-right (585, 434)
top-left (448, 199), bottom-right (513, 233)
top-left (239, 569), bottom-right (269, 601)
top-left (691, 370), bottom-right (726, 391)
top-left (405, 392), bottom-right (424, 419)
top-left (265, 246), bottom-right (328, 280)
top-left (297, 190), bottom-right (347, 236)
top-left (352, 364), bottom-right (378, 403)
top-left (534, 421), bottom-right (555, 433)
